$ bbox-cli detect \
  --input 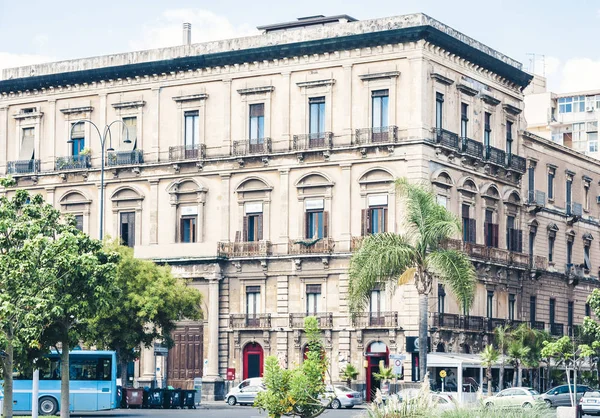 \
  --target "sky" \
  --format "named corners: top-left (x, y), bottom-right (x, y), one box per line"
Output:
top-left (0, 0), bottom-right (599, 93)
